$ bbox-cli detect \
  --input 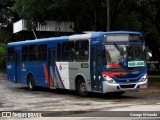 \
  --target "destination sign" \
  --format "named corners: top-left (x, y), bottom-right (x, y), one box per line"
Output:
top-left (104, 34), bottom-right (143, 42)
top-left (128, 61), bottom-right (145, 67)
